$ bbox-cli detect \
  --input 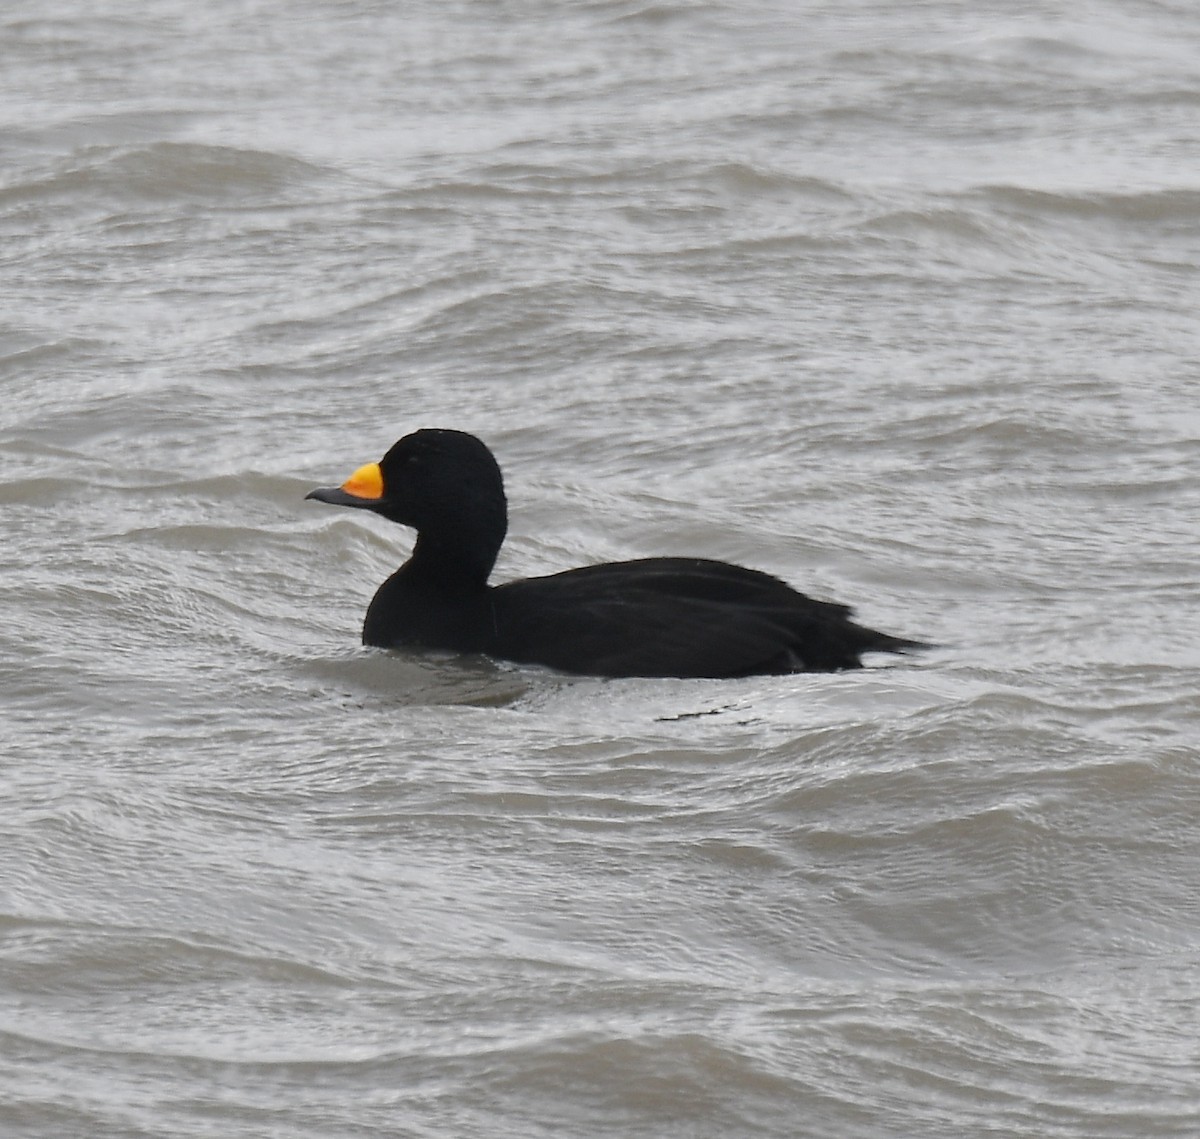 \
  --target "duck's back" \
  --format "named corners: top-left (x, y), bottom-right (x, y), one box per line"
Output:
top-left (488, 557), bottom-right (914, 678)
